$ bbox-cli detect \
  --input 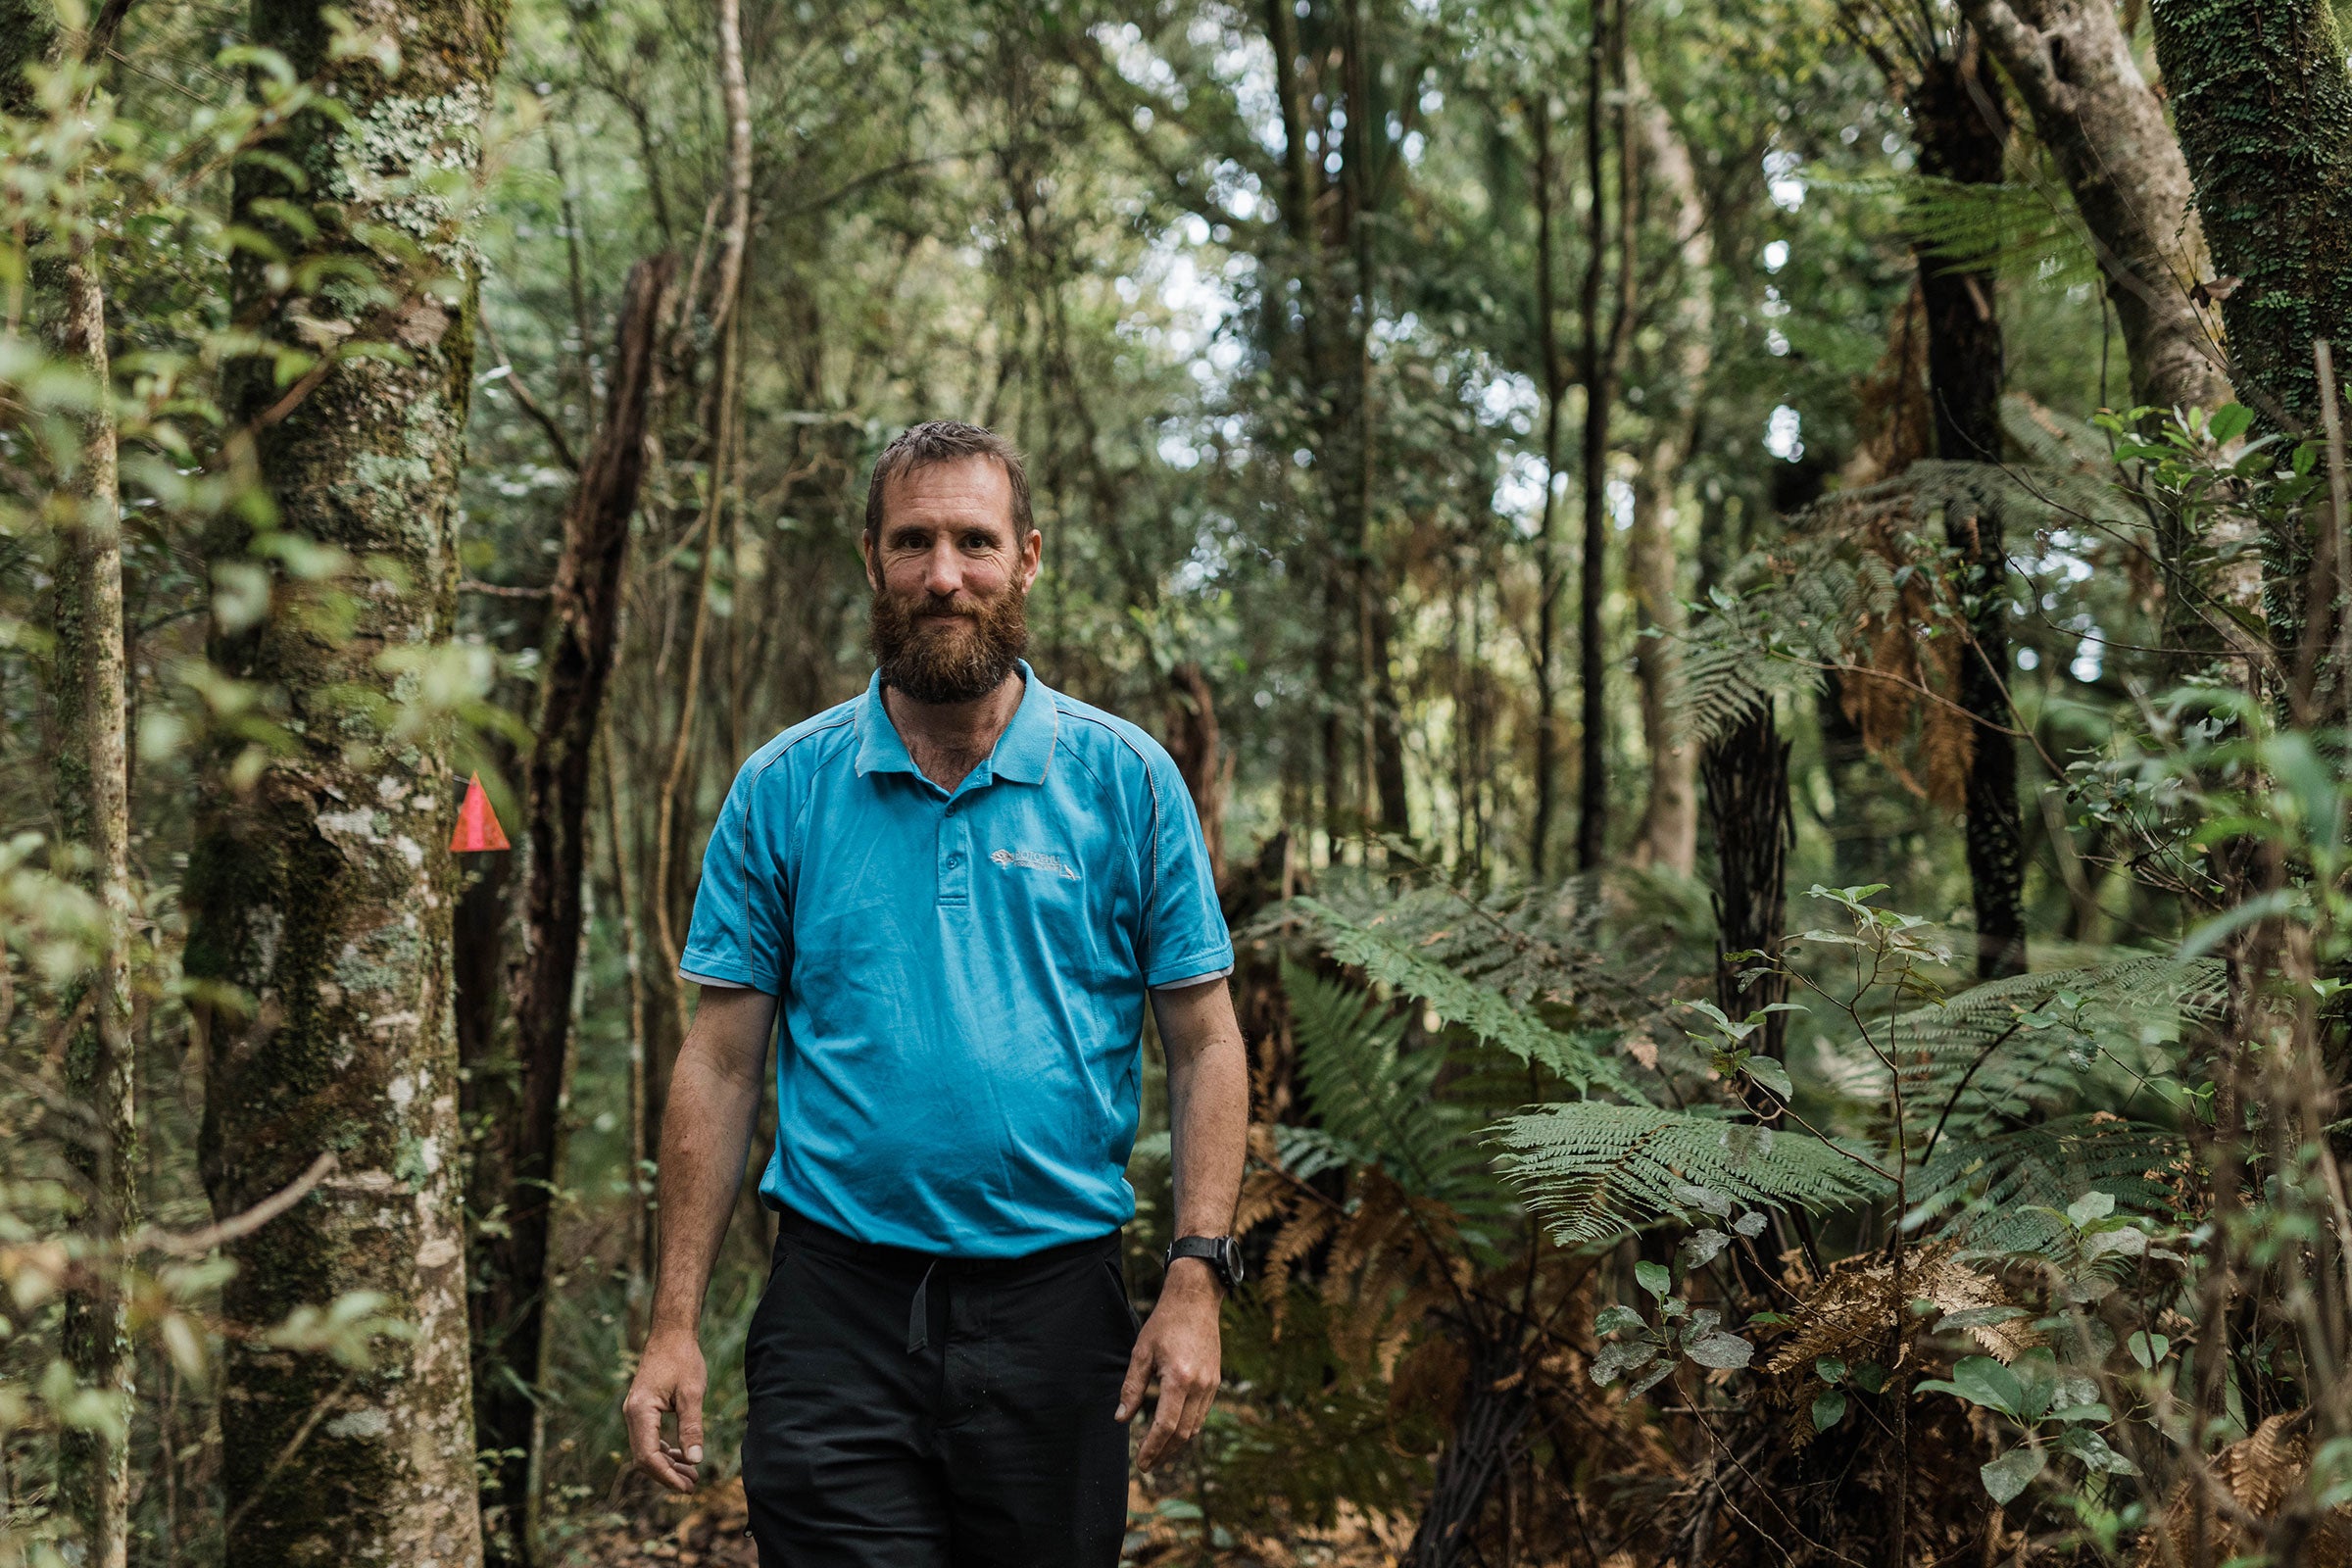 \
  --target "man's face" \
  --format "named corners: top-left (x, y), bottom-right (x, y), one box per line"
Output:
top-left (861, 456), bottom-right (1043, 705)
